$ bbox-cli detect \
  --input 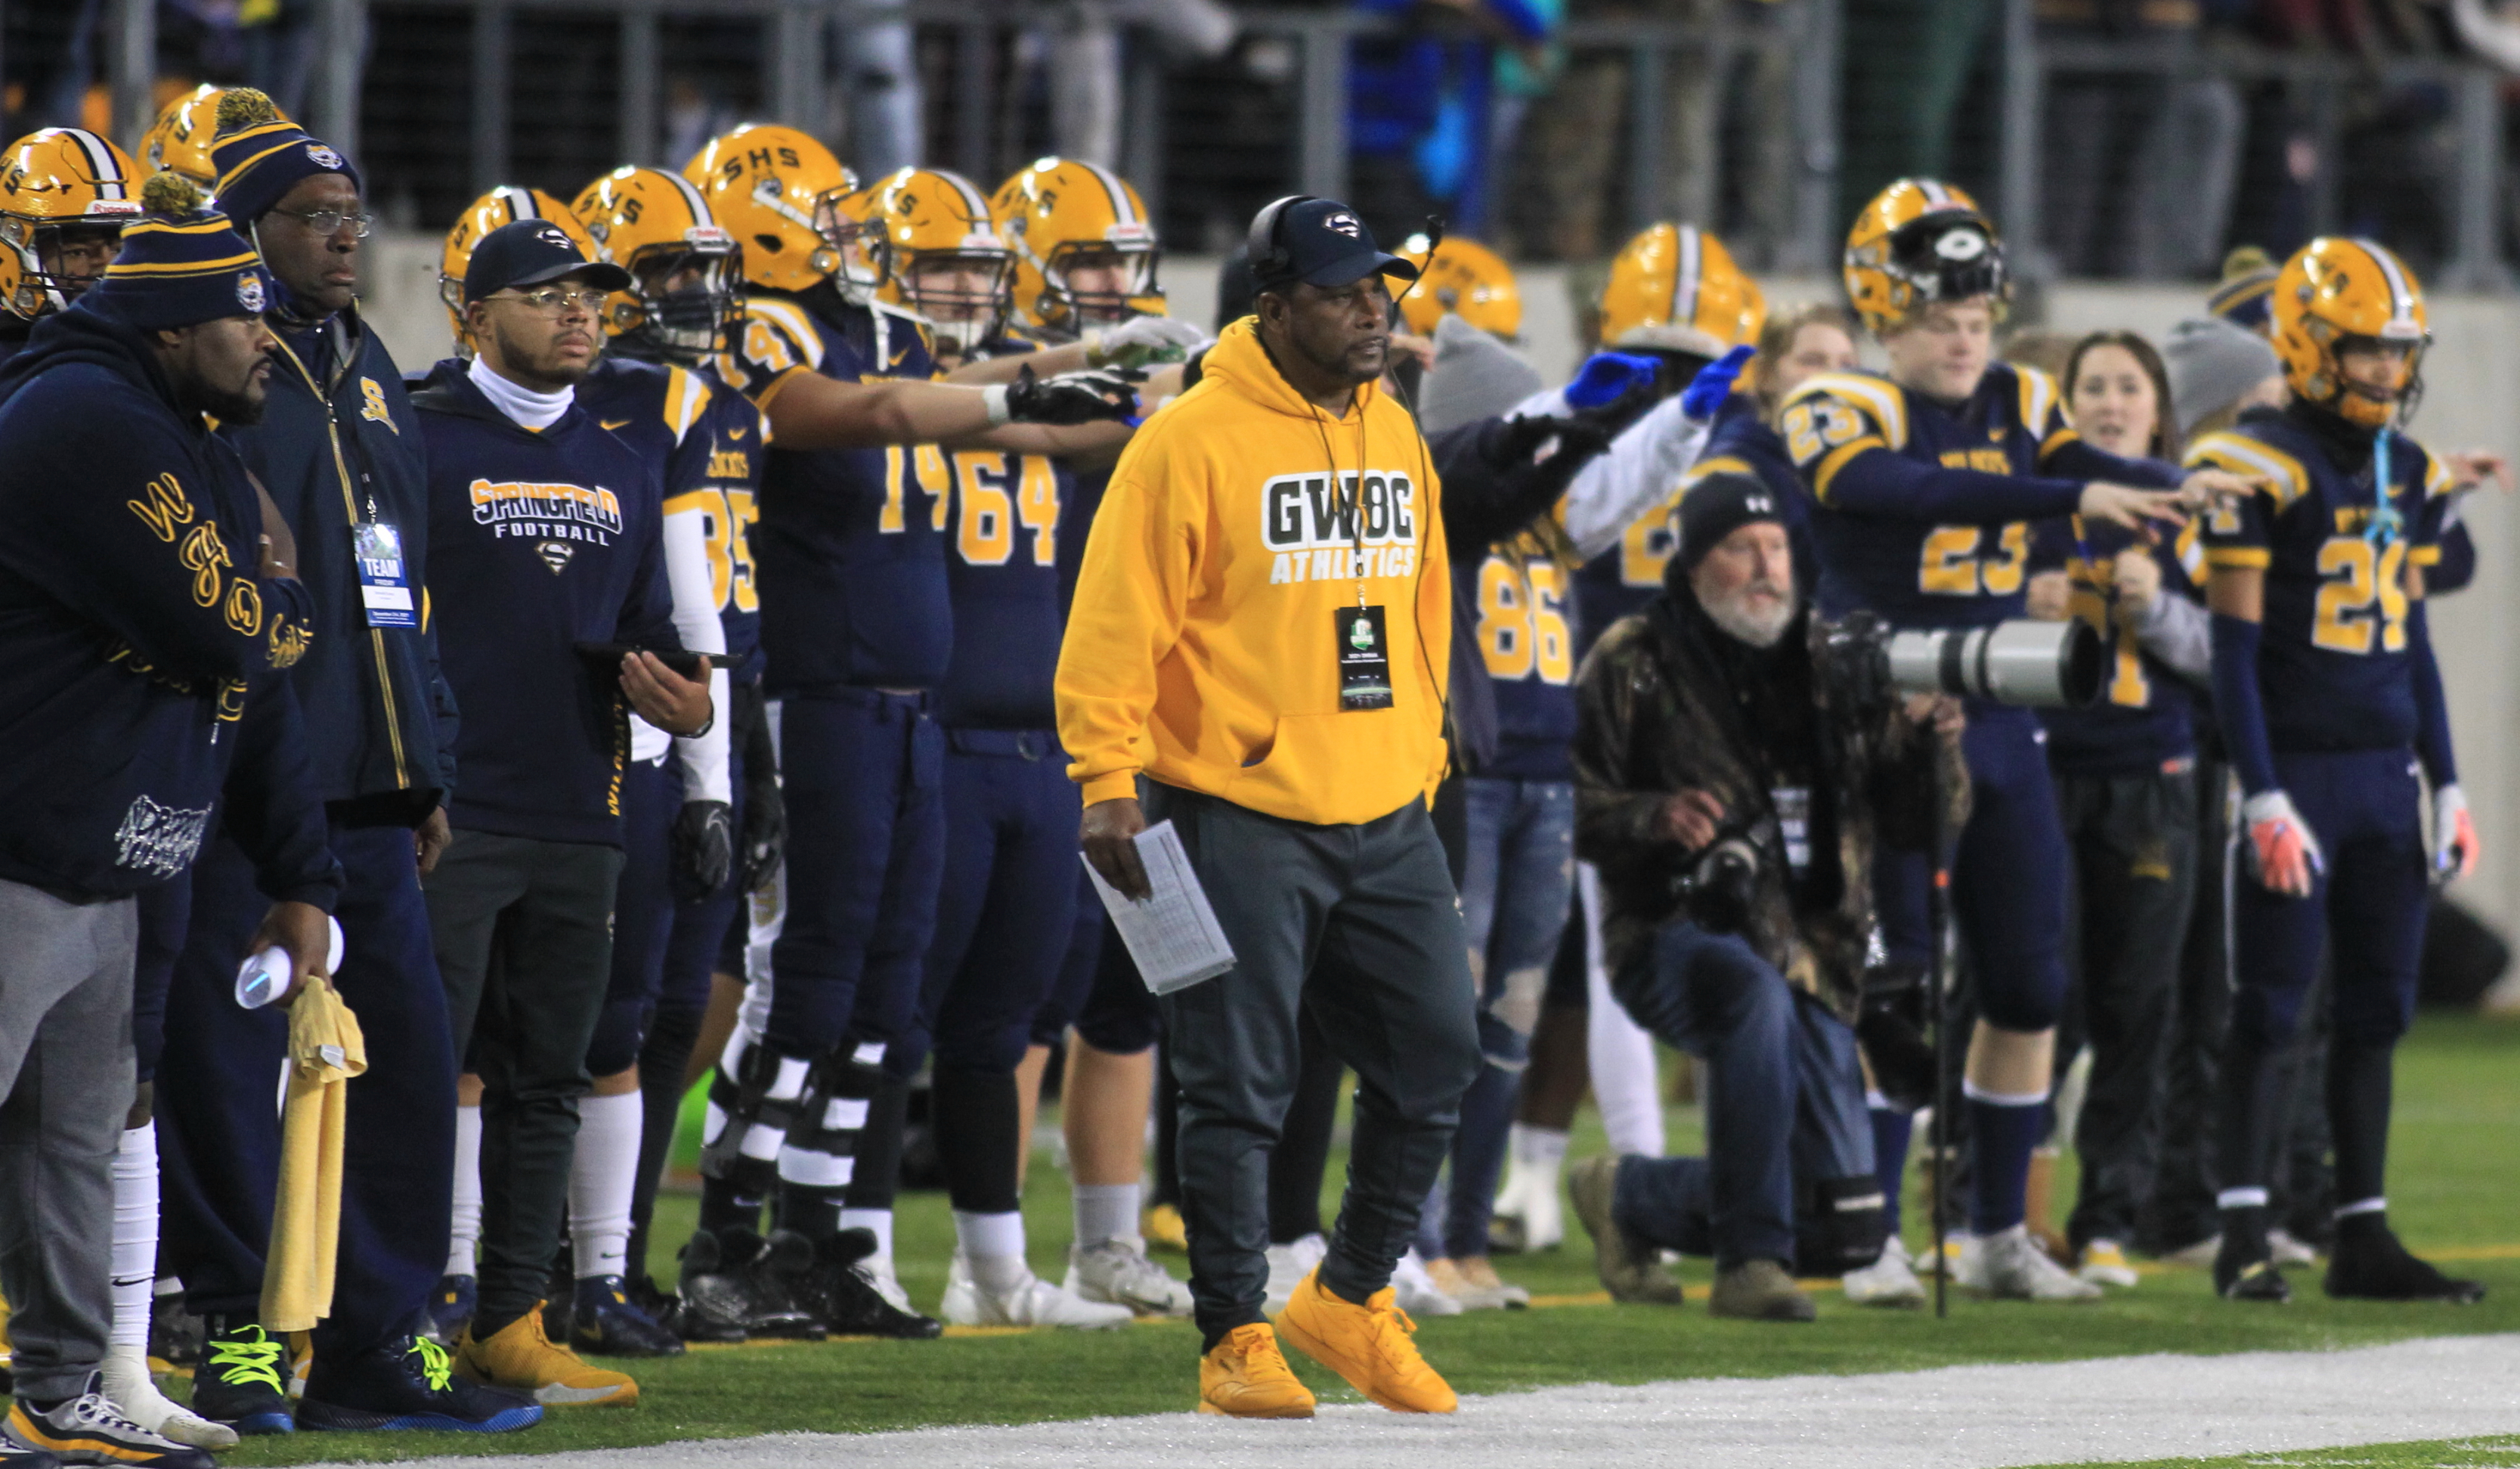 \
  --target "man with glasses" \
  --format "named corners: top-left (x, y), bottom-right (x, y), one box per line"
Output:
top-left (410, 219), bottom-right (713, 1407)
top-left (154, 89), bottom-right (530, 1436)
